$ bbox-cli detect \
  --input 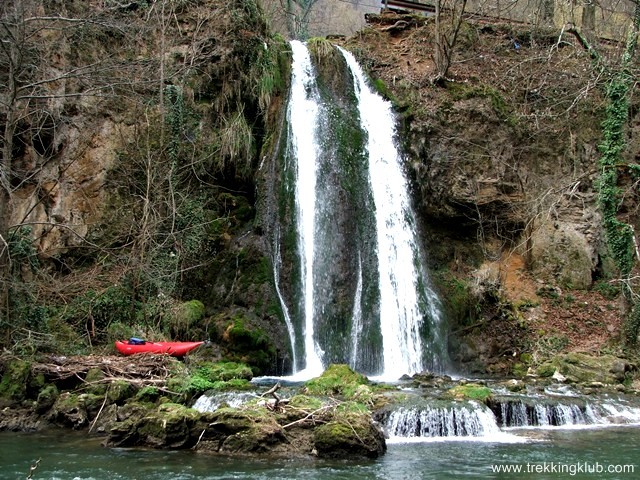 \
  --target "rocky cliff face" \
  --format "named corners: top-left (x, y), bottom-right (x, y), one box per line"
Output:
top-left (1, 0), bottom-right (292, 373)
top-left (342, 13), bottom-right (639, 372)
